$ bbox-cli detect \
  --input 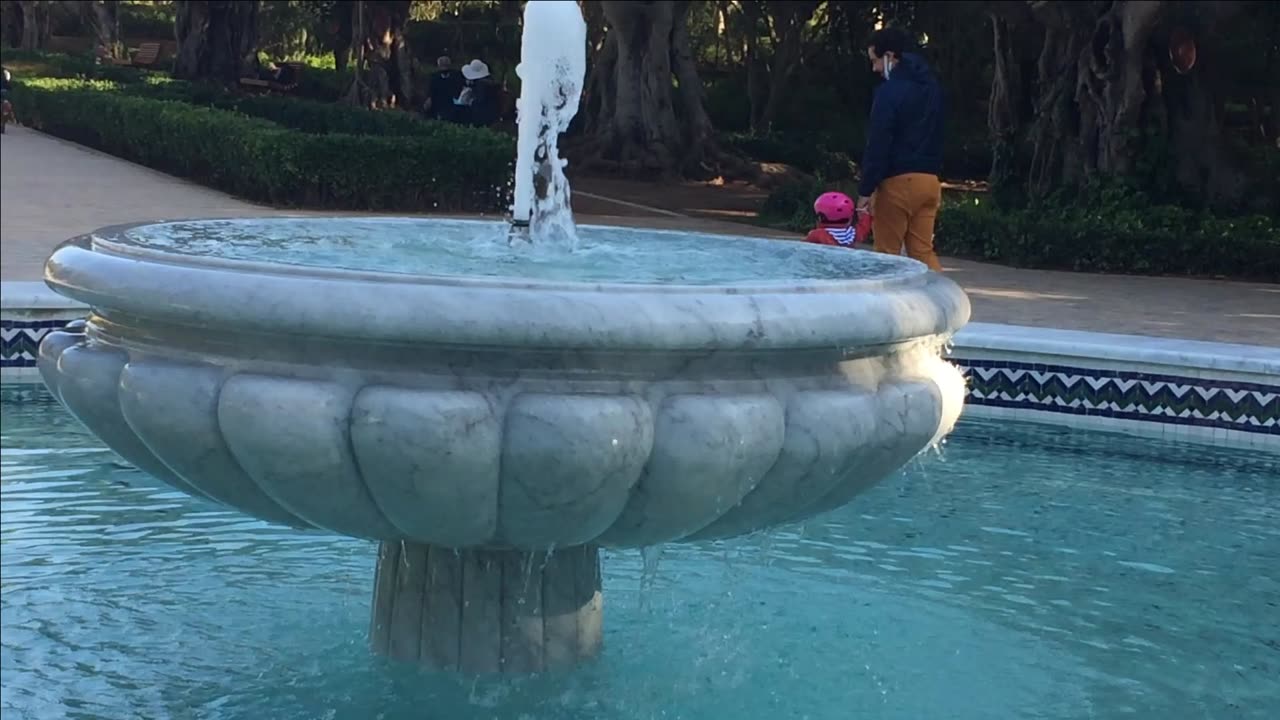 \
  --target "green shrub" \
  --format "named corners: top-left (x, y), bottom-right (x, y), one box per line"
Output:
top-left (937, 197), bottom-right (1280, 281)
top-left (0, 49), bottom-right (154, 83)
top-left (193, 89), bottom-right (497, 142)
top-left (19, 76), bottom-right (504, 145)
top-left (11, 81), bottom-right (515, 213)
top-left (291, 66), bottom-right (354, 103)
top-left (721, 132), bottom-right (854, 181)
top-left (759, 176), bottom-right (1279, 280)
top-left (759, 175), bottom-right (834, 232)
top-left (120, 2), bottom-right (178, 40)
